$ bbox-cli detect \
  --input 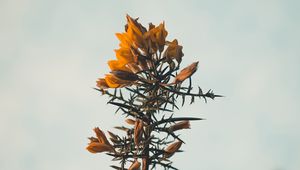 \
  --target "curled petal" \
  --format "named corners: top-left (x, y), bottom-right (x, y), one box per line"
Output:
top-left (164, 141), bottom-right (183, 158)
